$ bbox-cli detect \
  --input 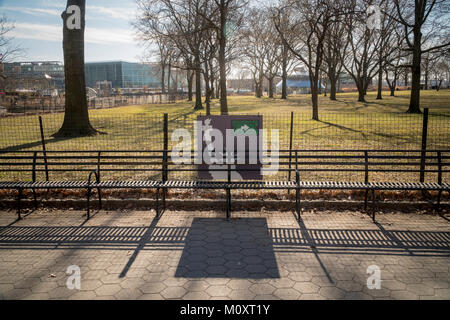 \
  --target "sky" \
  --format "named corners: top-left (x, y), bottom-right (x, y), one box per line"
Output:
top-left (0, 0), bottom-right (144, 62)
